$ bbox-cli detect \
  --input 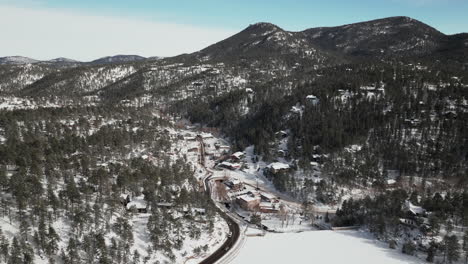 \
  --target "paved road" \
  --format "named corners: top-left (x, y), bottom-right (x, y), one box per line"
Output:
top-left (197, 136), bottom-right (241, 264)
